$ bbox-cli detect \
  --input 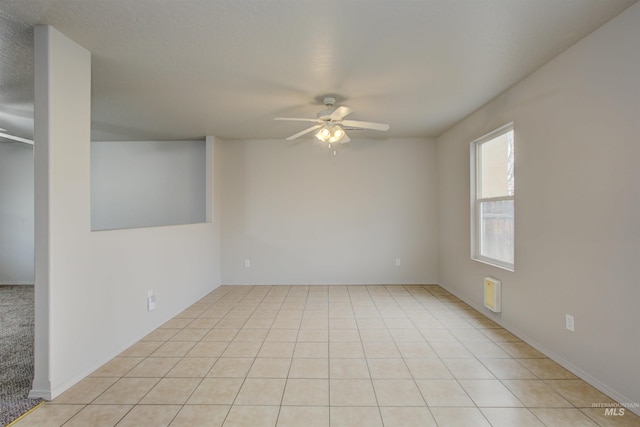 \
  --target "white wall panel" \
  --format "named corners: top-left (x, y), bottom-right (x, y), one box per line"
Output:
top-left (437, 3), bottom-right (640, 409)
top-left (221, 138), bottom-right (438, 285)
top-left (33, 26), bottom-right (221, 398)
